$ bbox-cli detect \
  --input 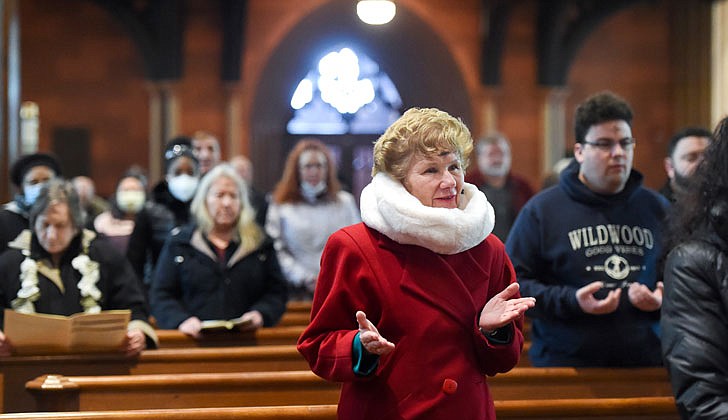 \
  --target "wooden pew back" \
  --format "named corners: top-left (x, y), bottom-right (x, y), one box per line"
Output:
top-left (0, 397), bottom-right (679, 420)
top-left (25, 367), bottom-right (673, 412)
